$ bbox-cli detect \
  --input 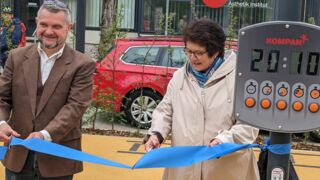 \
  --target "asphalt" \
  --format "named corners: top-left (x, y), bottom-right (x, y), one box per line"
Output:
top-left (0, 134), bottom-right (319, 180)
